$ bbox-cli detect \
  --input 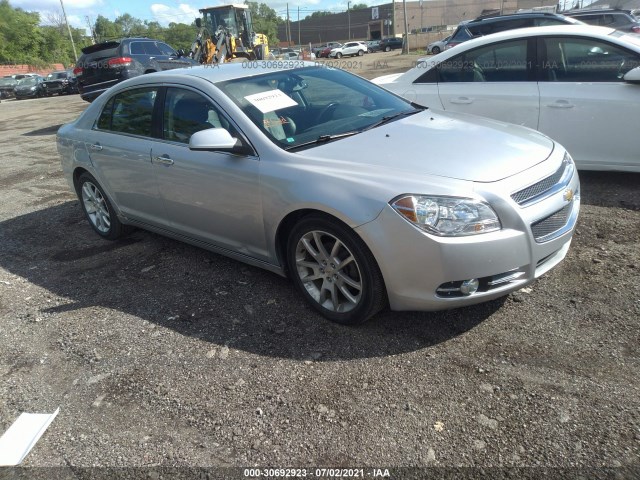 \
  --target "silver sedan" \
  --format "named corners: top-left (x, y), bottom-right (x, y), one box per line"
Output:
top-left (57, 63), bottom-right (580, 324)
